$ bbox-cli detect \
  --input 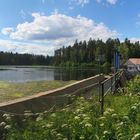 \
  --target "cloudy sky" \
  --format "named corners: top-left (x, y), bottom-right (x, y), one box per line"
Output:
top-left (0, 0), bottom-right (140, 55)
